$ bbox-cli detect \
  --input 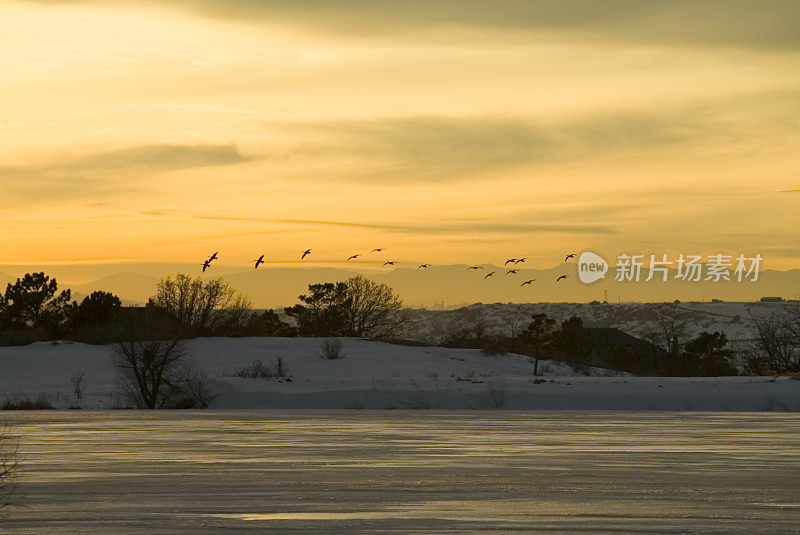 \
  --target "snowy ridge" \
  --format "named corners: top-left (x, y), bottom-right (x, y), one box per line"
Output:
top-left (402, 301), bottom-right (800, 343)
